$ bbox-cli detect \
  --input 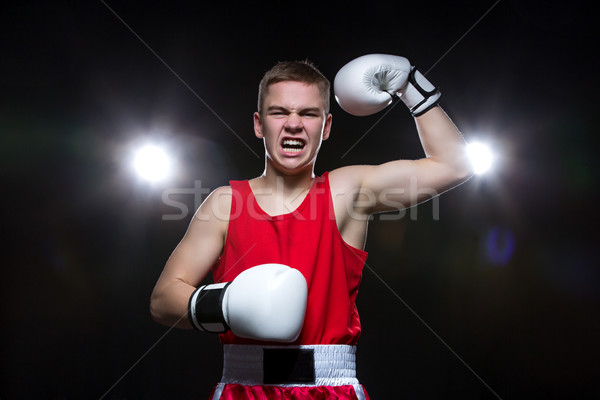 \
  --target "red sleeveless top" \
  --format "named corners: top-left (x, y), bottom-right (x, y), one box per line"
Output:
top-left (211, 172), bottom-right (368, 345)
